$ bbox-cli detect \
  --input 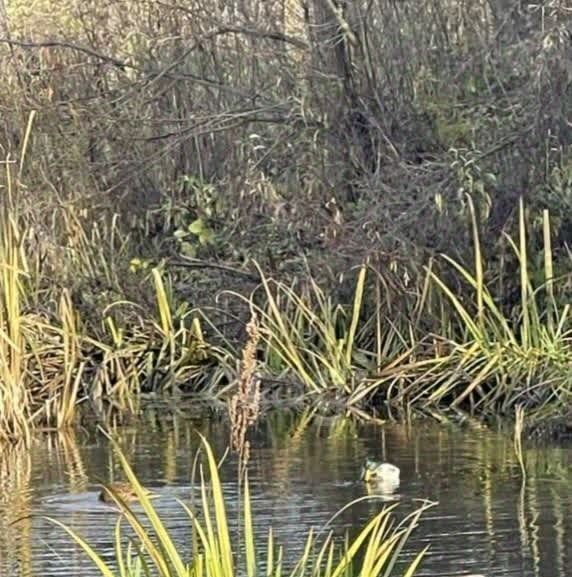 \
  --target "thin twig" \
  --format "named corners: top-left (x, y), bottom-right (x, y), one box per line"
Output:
top-left (168, 257), bottom-right (260, 282)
